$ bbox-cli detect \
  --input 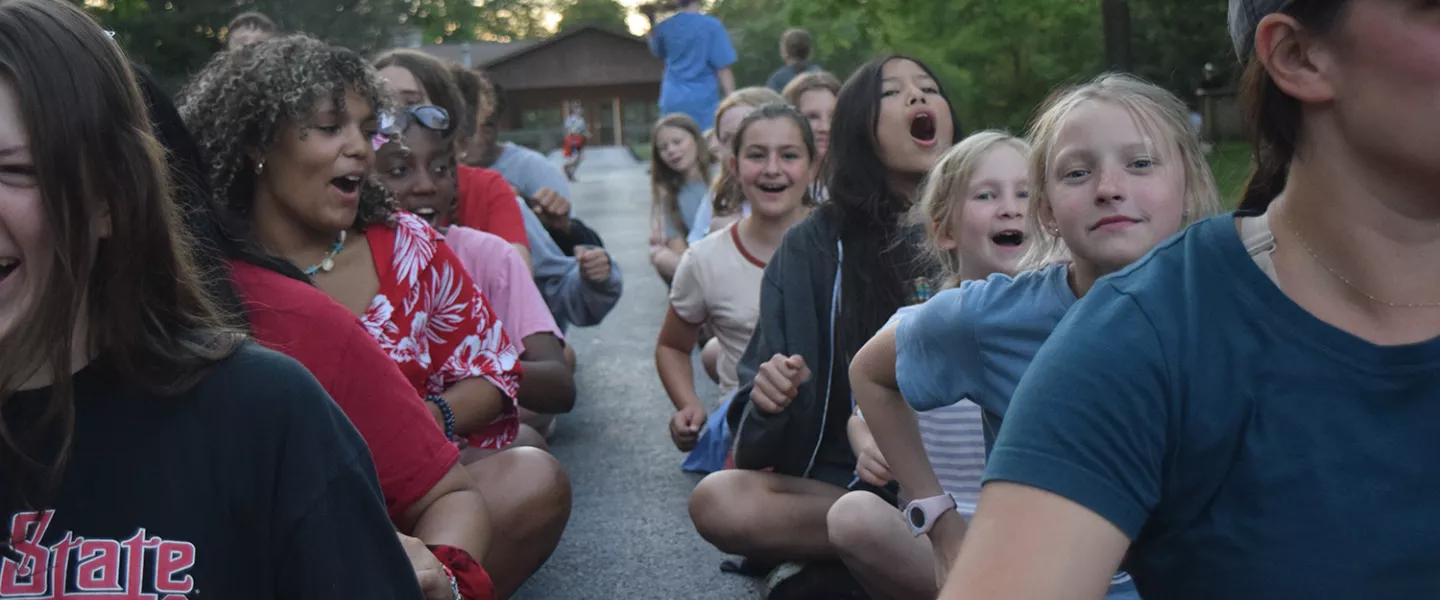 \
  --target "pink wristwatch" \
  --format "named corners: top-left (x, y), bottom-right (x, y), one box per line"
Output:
top-left (904, 493), bottom-right (957, 536)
